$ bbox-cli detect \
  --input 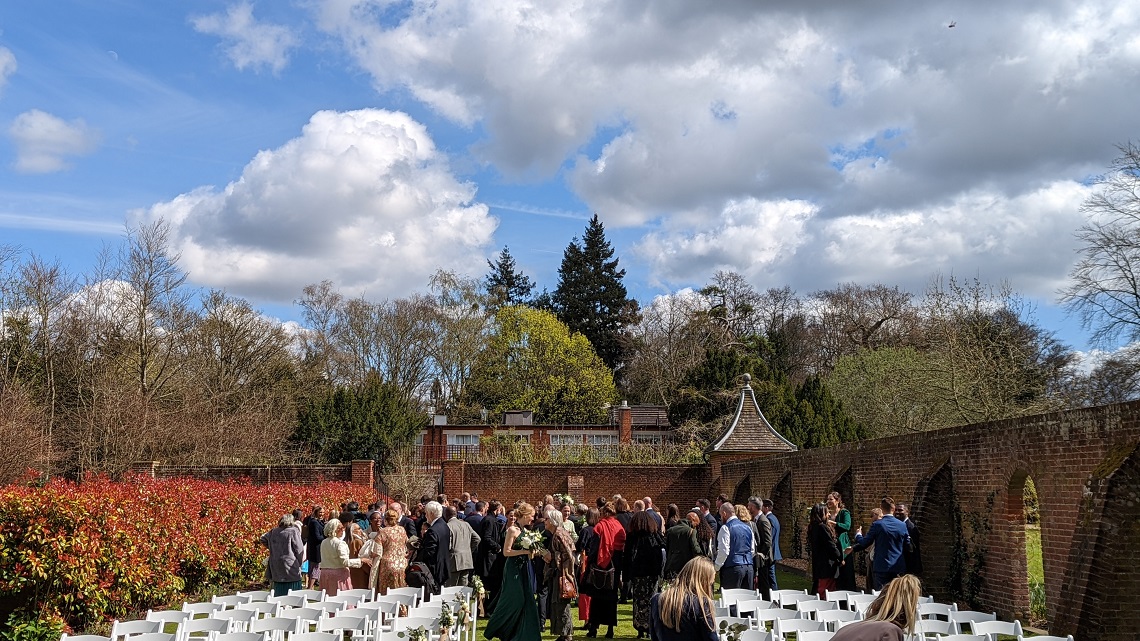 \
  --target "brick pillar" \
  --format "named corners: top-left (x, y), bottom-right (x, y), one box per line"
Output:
top-left (618, 401), bottom-right (632, 444)
top-left (130, 461), bottom-right (157, 478)
top-left (351, 460), bottom-right (374, 488)
top-left (567, 475), bottom-right (584, 503)
top-left (441, 459), bottom-right (466, 498)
